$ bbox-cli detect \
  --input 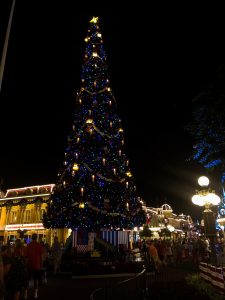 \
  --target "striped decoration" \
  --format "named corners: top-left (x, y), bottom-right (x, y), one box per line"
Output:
top-left (209, 265), bottom-right (225, 291)
top-left (199, 262), bottom-right (210, 282)
top-left (72, 230), bottom-right (130, 252)
top-left (101, 230), bottom-right (118, 246)
top-left (100, 230), bottom-right (130, 248)
top-left (199, 262), bottom-right (225, 292)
